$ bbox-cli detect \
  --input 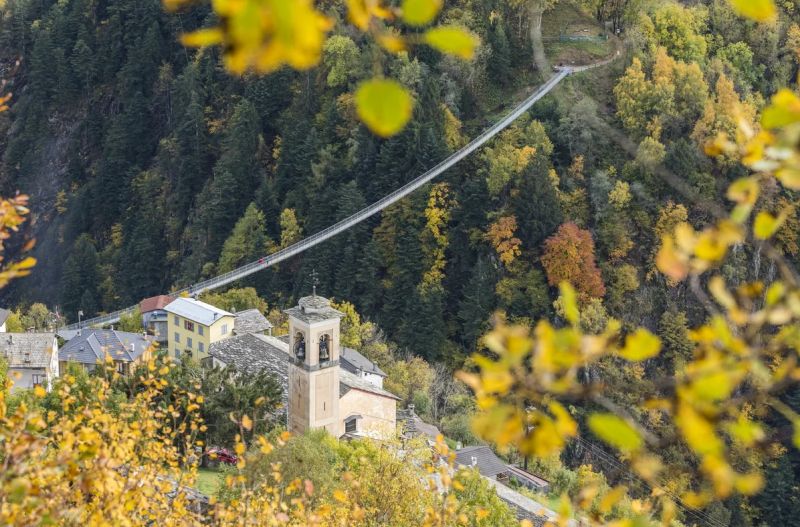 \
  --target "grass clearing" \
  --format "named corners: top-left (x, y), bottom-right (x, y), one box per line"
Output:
top-left (196, 468), bottom-right (223, 497)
